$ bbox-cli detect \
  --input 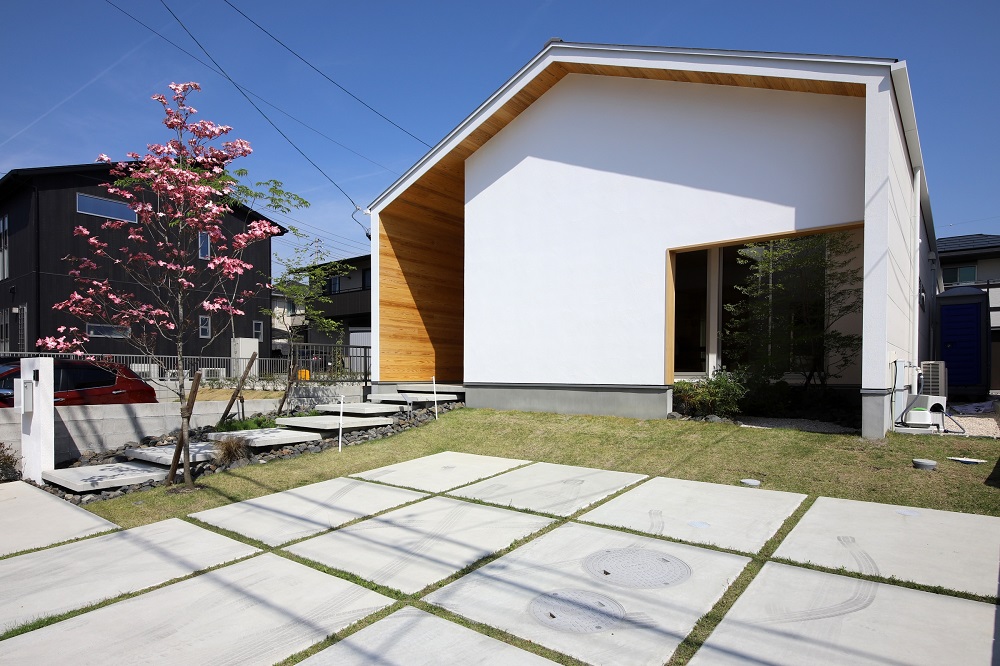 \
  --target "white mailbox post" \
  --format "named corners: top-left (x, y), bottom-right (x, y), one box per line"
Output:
top-left (19, 357), bottom-right (54, 484)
